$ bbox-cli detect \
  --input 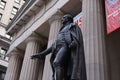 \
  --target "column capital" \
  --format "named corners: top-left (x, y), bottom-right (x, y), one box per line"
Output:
top-left (48, 10), bottom-right (64, 24)
top-left (4, 47), bottom-right (23, 80)
top-left (25, 32), bottom-right (47, 45)
top-left (38, 0), bottom-right (45, 5)
top-left (10, 48), bottom-right (24, 58)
